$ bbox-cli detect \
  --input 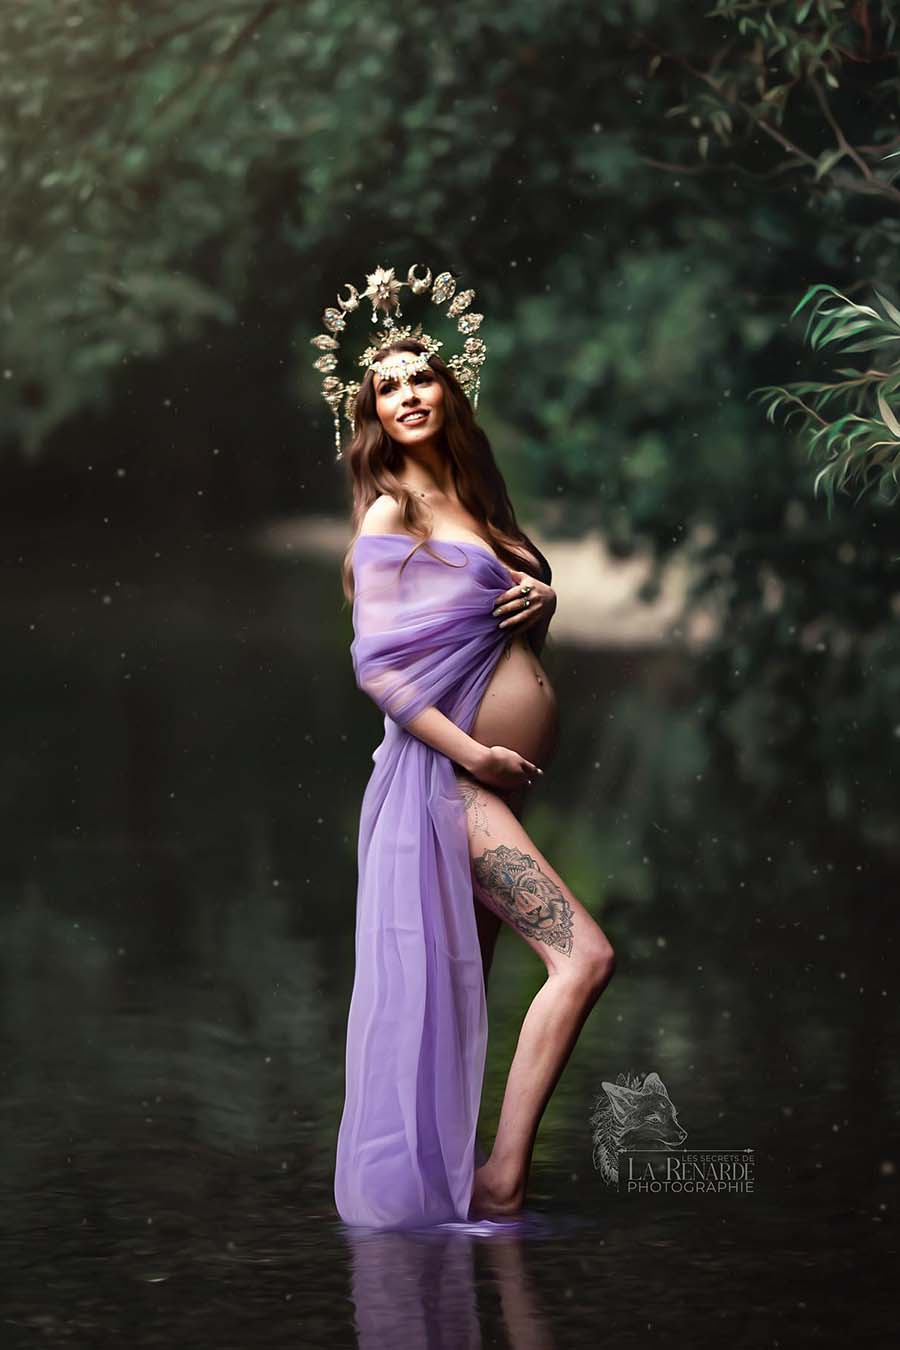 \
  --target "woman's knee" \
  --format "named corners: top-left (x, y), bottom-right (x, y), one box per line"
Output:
top-left (572, 935), bottom-right (615, 998)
